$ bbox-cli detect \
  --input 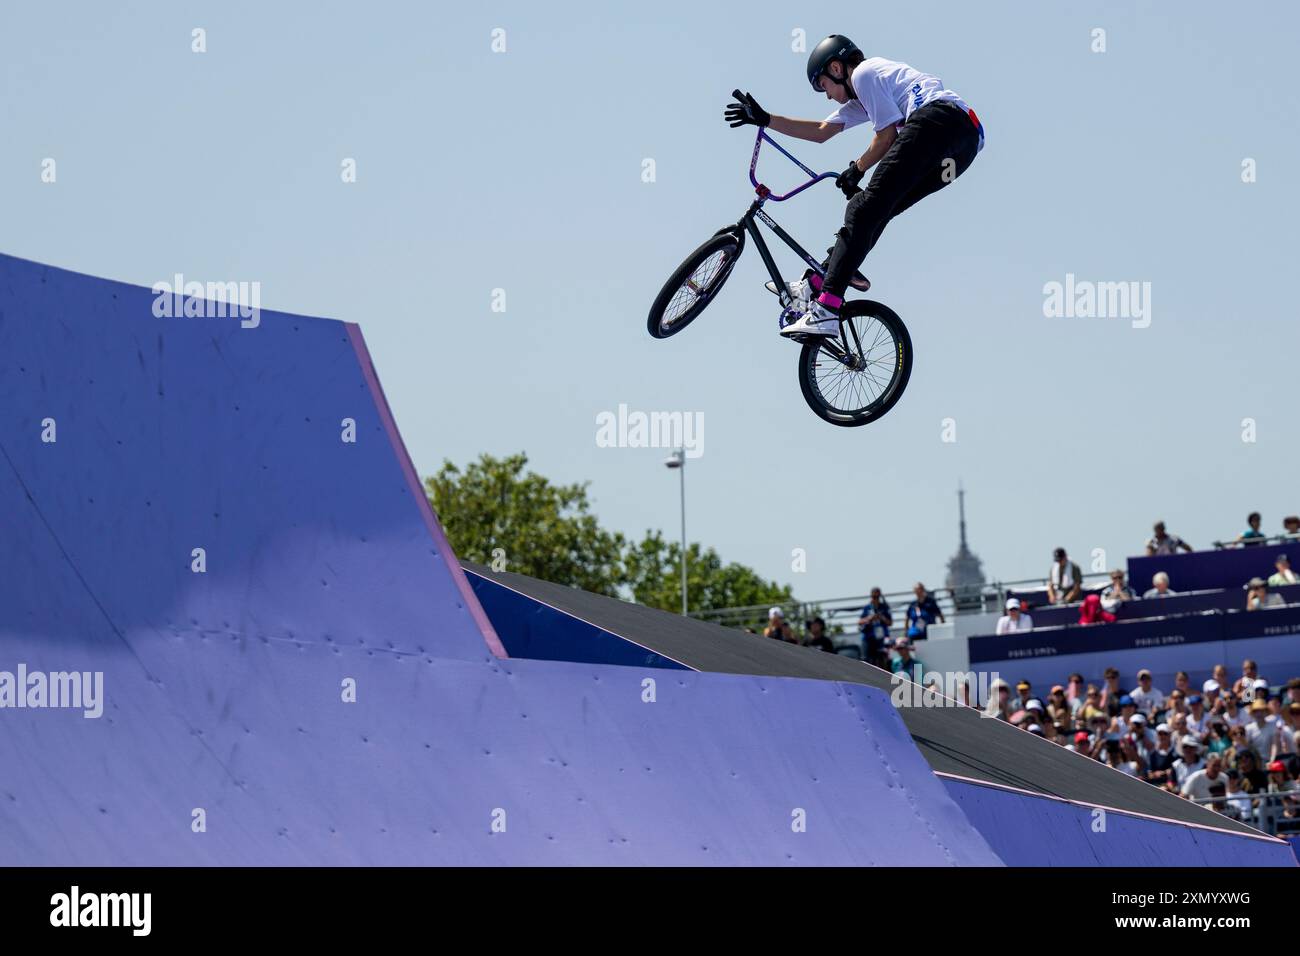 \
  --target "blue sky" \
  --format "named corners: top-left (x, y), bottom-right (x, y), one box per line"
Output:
top-left (4, 1), bottom-right (1298, 601)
